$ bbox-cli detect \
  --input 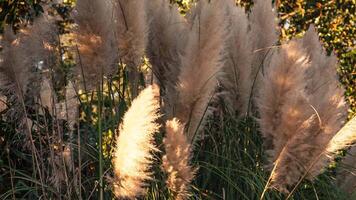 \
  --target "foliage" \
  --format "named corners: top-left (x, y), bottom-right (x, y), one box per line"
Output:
top-left (0, 0), bottom-right (44, 31)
